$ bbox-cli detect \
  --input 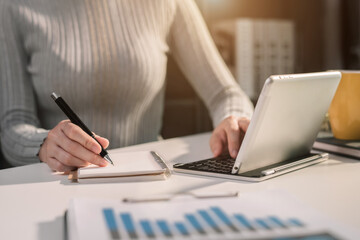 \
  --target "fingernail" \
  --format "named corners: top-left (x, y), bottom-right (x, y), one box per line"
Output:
top-left (232, 150), bottom-right (238, 158)
top-left (100, 159), bottom-right (108, 167)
